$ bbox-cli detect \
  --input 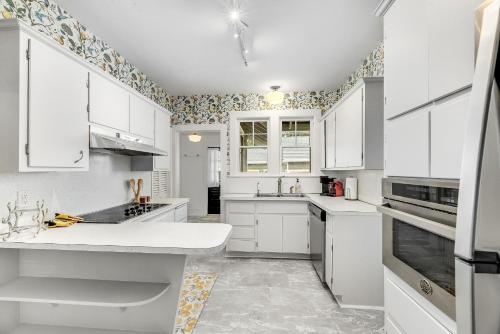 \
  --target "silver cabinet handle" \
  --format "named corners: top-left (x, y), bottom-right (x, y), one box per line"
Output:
top-left (74, 150), bottom-right (84, 164)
